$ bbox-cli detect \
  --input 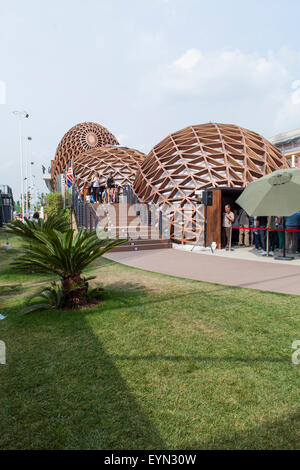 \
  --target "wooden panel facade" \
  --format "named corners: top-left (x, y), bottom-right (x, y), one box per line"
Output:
top-left (206, 189), bottom-right (222, 248)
